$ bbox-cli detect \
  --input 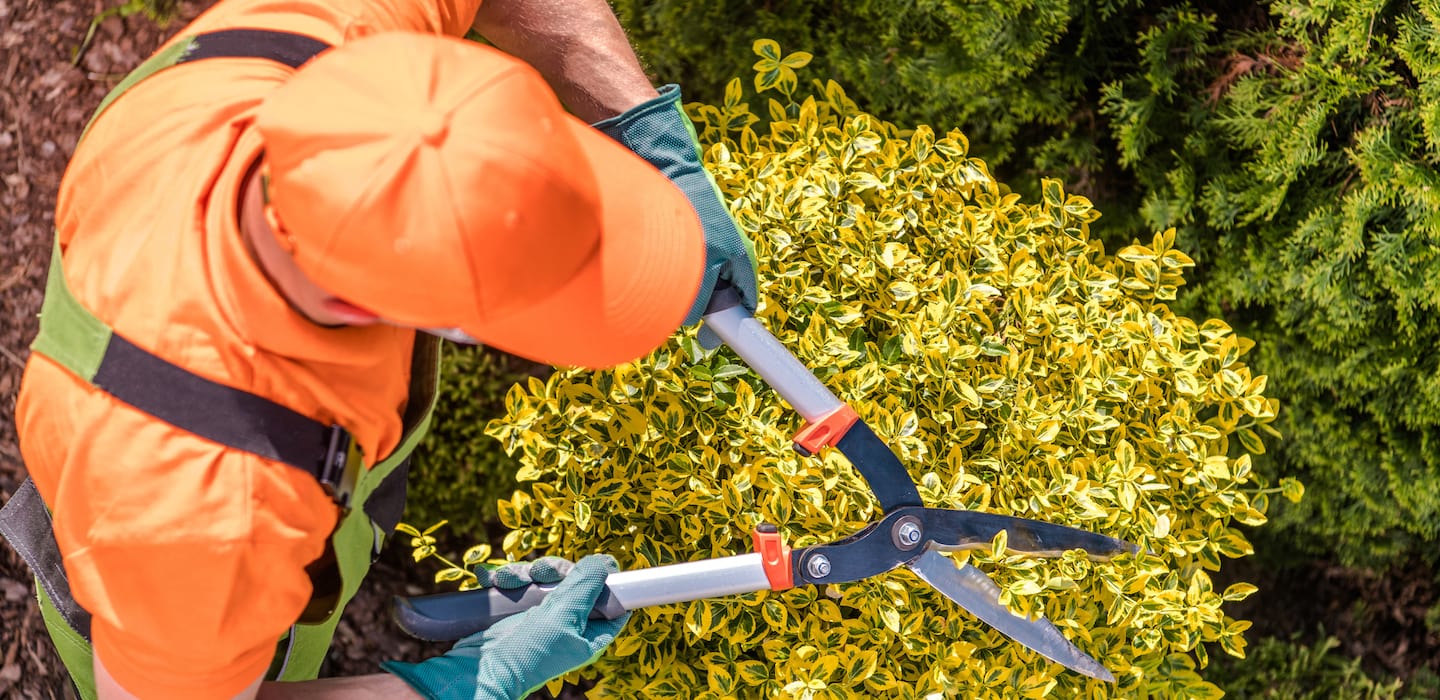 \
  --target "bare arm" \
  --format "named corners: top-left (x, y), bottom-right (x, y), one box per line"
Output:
top-left (257, 675), bottom-right (421, 699)
top-left (470, 0), bottom-right (660, 122)
top-left (96, 652), bottom-right (421, 700)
